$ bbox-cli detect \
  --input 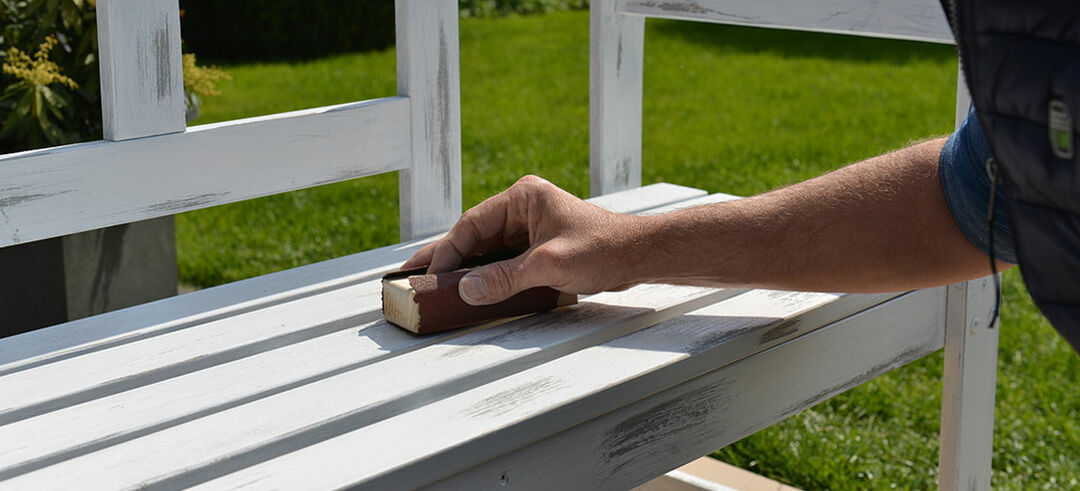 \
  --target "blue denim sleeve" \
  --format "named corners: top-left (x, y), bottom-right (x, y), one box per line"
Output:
top-left (939, 105), bottom-right (1017, 264)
